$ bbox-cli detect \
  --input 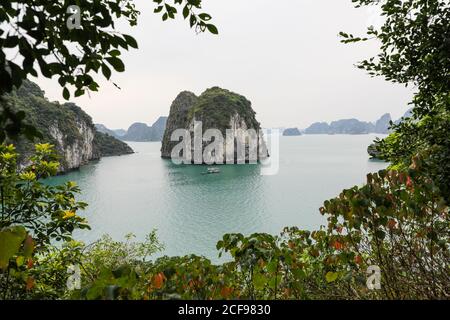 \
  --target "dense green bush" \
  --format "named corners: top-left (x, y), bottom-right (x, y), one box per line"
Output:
top-left (373, 104), bottom-right (450, 202)
top-left (0, 143), bottom-right (89, 299)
